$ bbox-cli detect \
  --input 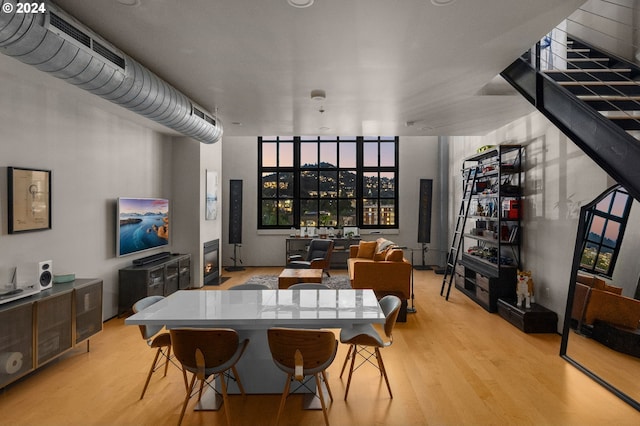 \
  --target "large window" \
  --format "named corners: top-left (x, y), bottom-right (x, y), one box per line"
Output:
top-left (258, 136), bottom-right (398, 229)
top-left (579, 185), bottom-right (632, 277)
